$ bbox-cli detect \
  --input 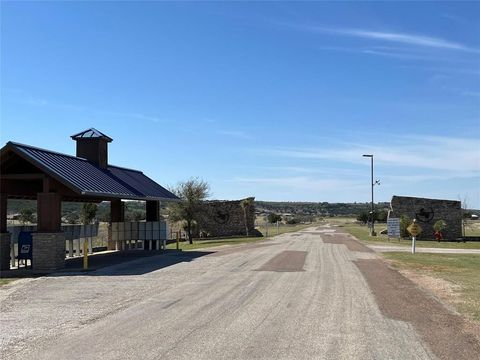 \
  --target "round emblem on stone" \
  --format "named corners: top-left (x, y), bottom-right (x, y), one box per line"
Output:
top-left (214, 210), bottom-right (230, 224)
top-left (415, 207), bottom-right (434, 223)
